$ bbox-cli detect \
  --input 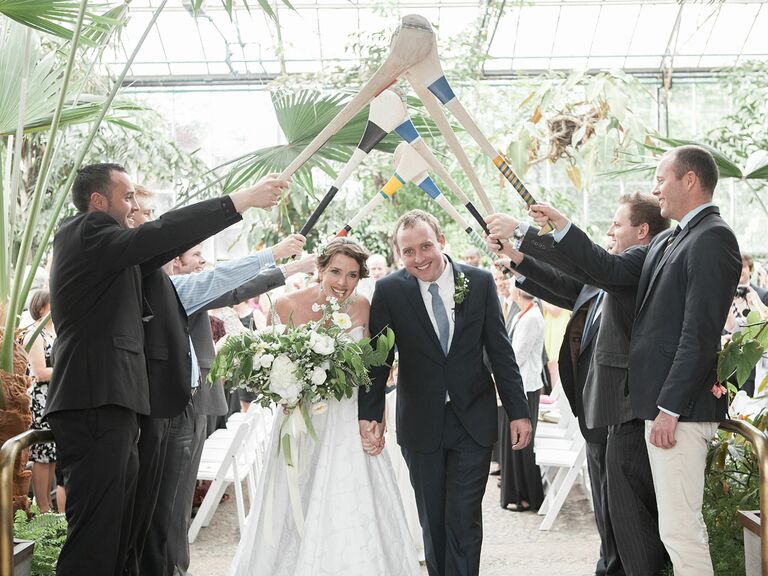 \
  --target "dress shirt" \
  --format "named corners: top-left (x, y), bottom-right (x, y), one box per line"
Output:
top-left (417, 257), bottom-right (455, 402)
top-left (170, 248), bottom-right (277, 389)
